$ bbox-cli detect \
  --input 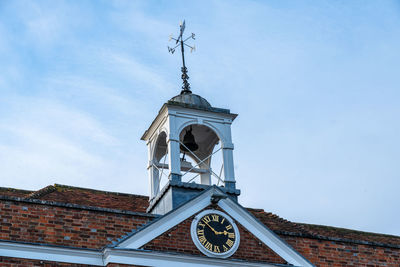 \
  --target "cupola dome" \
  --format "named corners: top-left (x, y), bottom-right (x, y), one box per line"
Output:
top-left (169, 93), bottom-right (212, 110)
